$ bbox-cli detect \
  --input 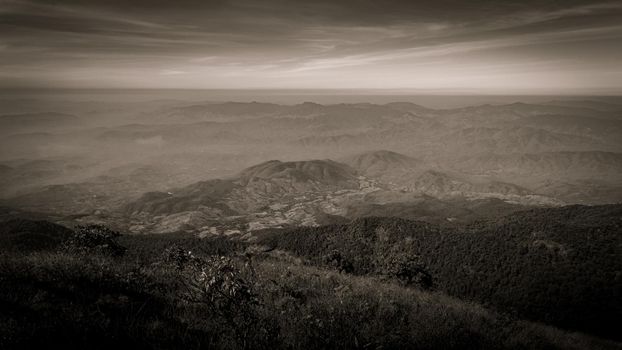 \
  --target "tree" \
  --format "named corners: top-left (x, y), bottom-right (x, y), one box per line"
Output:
top-left (322, 249), bottom-right (354, 273)
top-left (63, 224), bottom-right (126, 256)
top-left (383, 253), bottom-right (433, 289)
